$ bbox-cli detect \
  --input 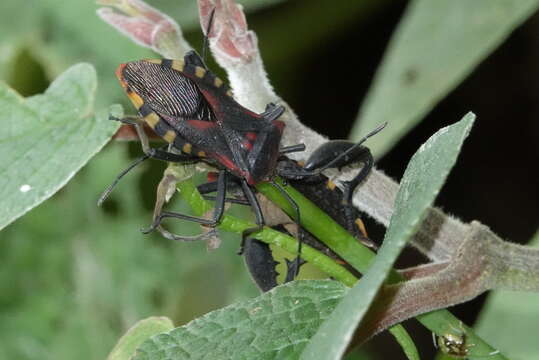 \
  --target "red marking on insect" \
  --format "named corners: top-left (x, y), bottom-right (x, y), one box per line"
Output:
top-left (273, 120), bottom-right (285, 133)
top-left (207, 171), bottom-right (219, 182)
top-left (116, 63), bottom-right (128, 89)
top-left (187, 119), bottom-right (216, 130)
top-left (212, 153), bottom-right (250, 182)
top-left (242, 140), bottom-right (253, 151)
